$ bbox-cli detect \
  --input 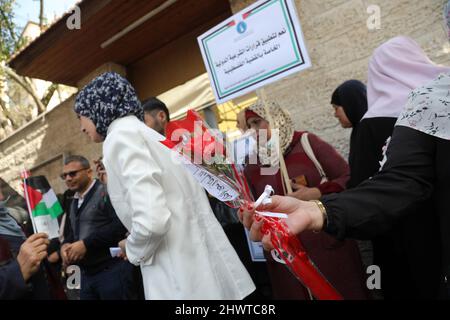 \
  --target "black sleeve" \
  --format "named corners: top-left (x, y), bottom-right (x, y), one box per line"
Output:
top-left (0, 260), bottom-right (29, 300)
top-left (62, 213), bottom-right (74, 245)
top-left (83, 195), bottom-right (127, 250)
top-left (322, 126), bottom-right (435, 240)
top-left (348, 118), bottom-right (396, 187)
top-left (47, 238), bottom-right (61, 255)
